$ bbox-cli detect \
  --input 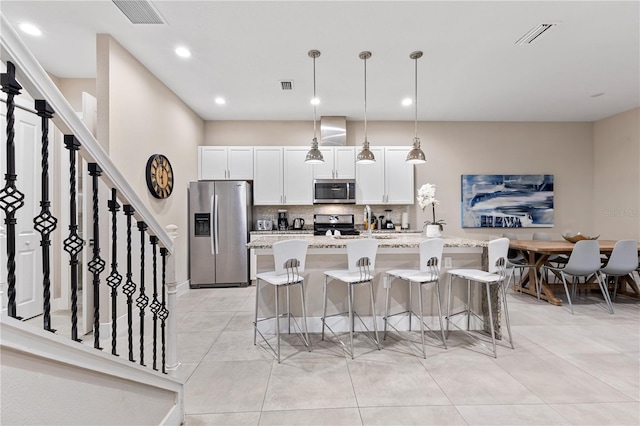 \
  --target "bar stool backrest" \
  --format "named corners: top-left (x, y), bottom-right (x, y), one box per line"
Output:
top-left (347, 238), bottom-right (379, 273)
top-left (564, 240), bottom-right (601, 276)
top-left (488, 238), bottom-right (510, 274)
top-left (602, 239), bottom-right (638, 275)
top-left (272, 239), bottom-right (309, 276)
top-left (419, 238), bottom-right (445, 273)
